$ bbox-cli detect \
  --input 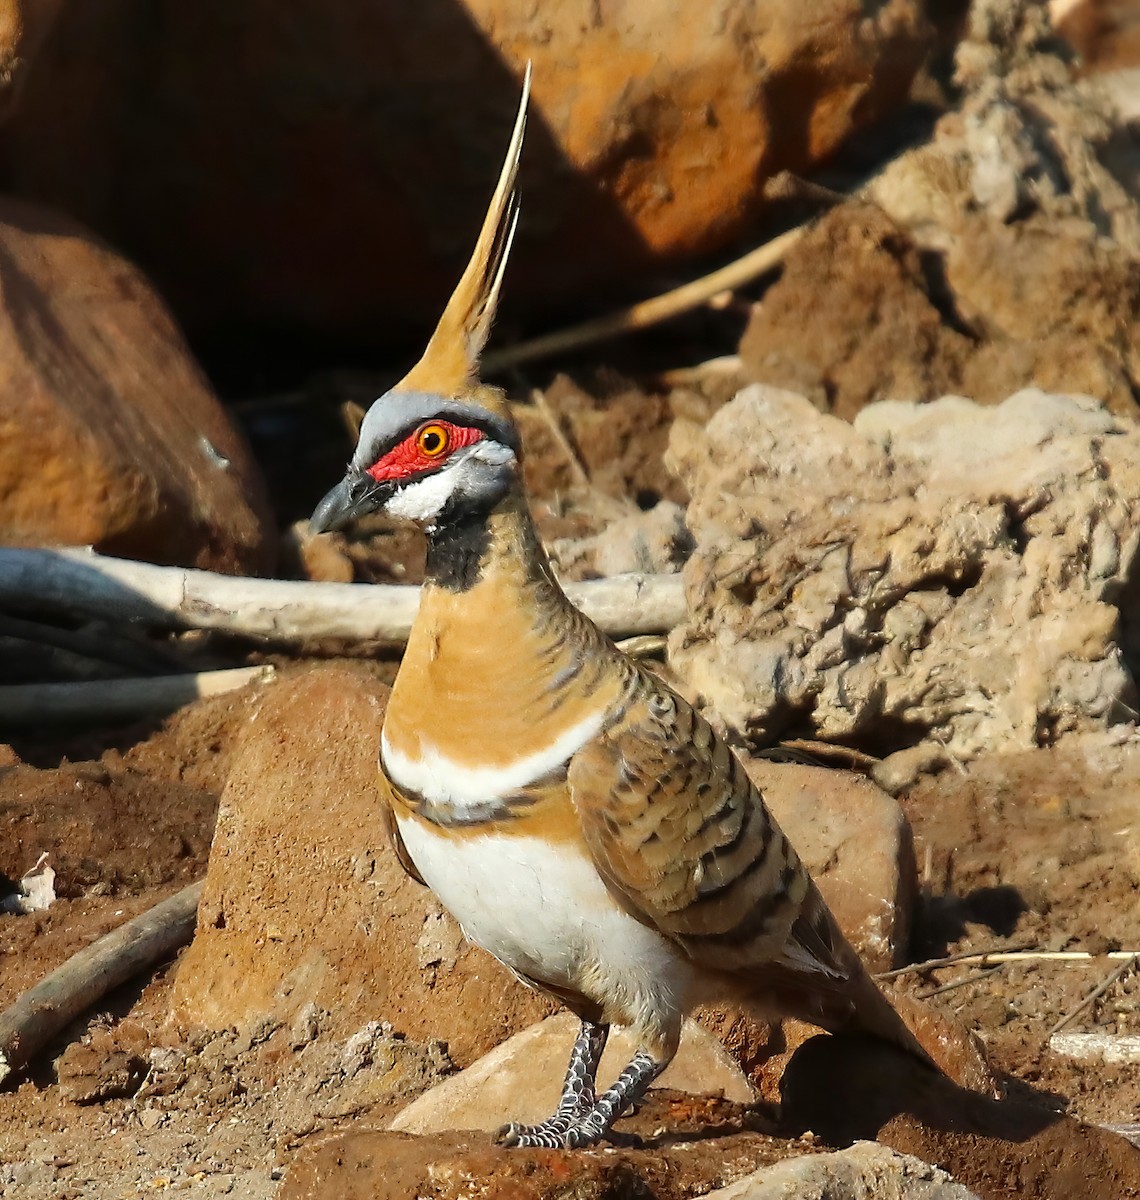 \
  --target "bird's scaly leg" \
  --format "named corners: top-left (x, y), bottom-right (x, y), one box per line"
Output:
top-left (498, 1026), bottom-right (667, 1150)
top-left (497, 1019), bottom-right (609, 1148)
top-left (561, 1050), bottom-right (666, 1148)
